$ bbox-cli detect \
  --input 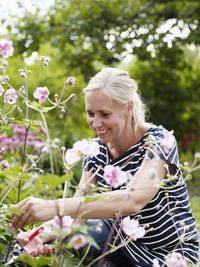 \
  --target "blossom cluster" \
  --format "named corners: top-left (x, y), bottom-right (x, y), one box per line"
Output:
top-left (0, 123), bottom-right (45, 152)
